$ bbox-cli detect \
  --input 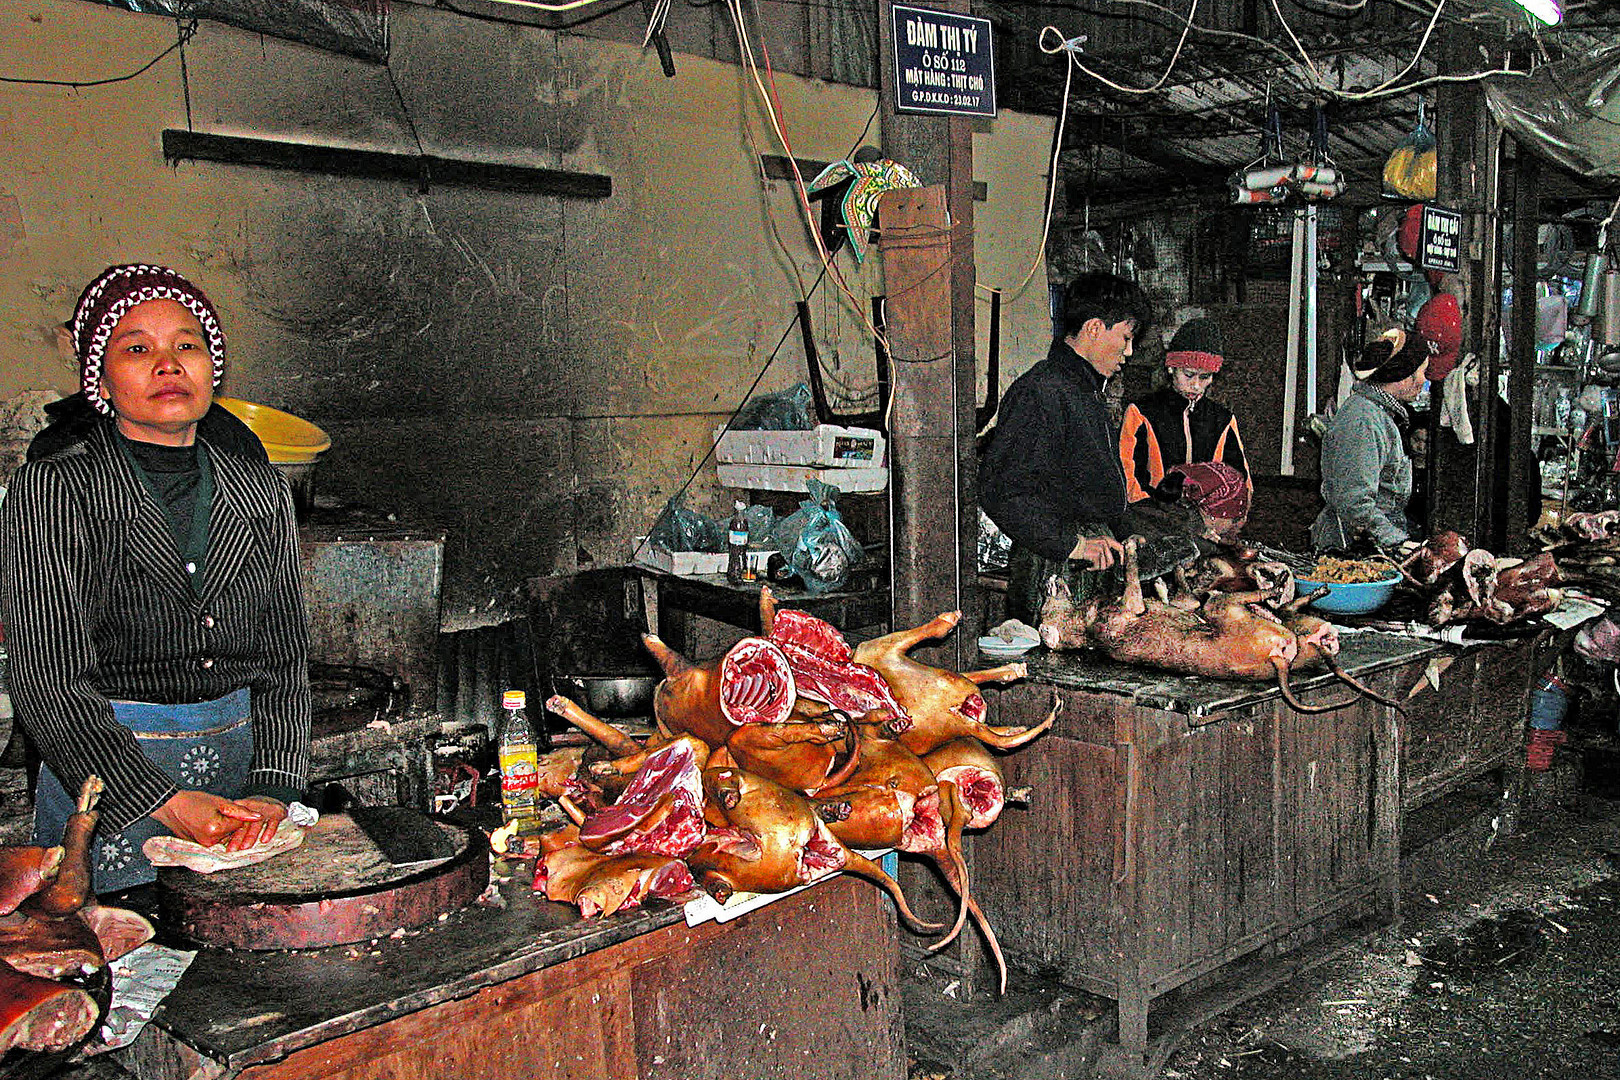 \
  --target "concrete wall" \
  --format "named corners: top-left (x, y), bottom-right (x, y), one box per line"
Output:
top-left (0, 0), bottom-right (1053, 627)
